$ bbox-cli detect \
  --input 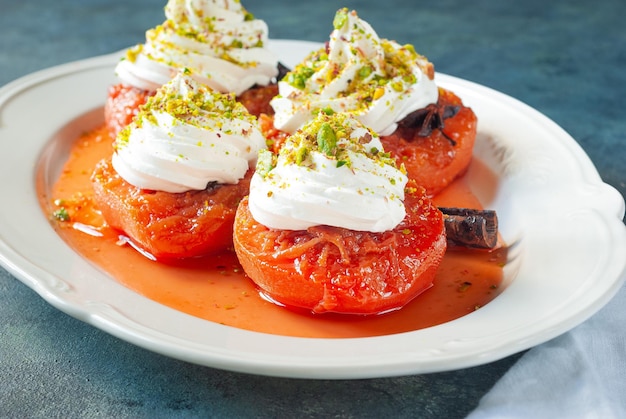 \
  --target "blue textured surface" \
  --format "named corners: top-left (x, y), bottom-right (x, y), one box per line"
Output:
top-left (1, 0), bottom-right (624, 417)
